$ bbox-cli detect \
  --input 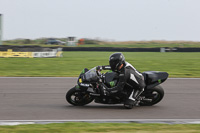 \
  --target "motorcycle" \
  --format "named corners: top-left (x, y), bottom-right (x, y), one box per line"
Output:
top-left (66, 67), bottom-right (168, 109)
